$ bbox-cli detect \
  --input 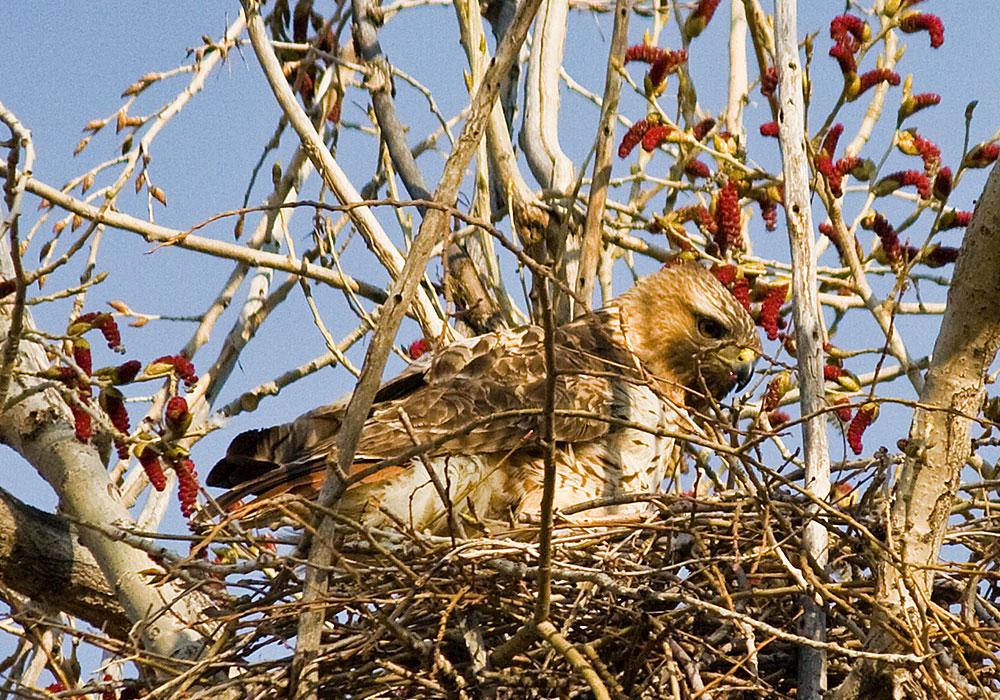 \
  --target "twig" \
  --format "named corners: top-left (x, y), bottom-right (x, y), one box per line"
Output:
top-left (576, 0), bottom-right (631, 308)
